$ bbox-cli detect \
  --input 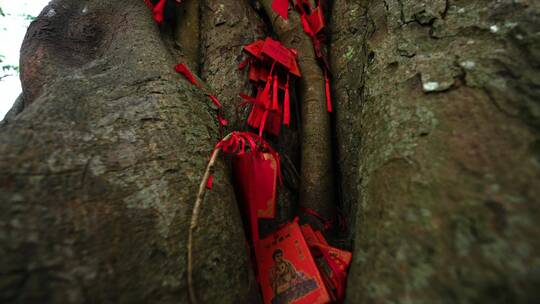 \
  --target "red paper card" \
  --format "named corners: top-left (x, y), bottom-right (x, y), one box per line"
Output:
top-left (233, 152), bottom-right (278, 241)
top-left (261, 38), bottom-right (302, 77)
top-left (255, 221), bottom-right (330, 304)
